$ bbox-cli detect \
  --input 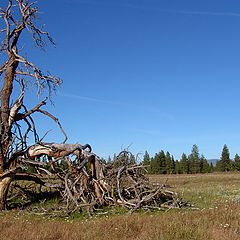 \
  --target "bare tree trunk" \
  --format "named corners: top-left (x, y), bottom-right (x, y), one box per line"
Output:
top-left (0, 177), bottom-right (12, 210)
top-left (0, 58), bottom-right (18, 173)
